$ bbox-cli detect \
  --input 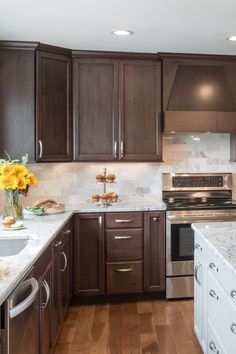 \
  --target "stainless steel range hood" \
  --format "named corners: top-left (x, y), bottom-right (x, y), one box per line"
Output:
top-left (161, 54), bottom-right (236, 133)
